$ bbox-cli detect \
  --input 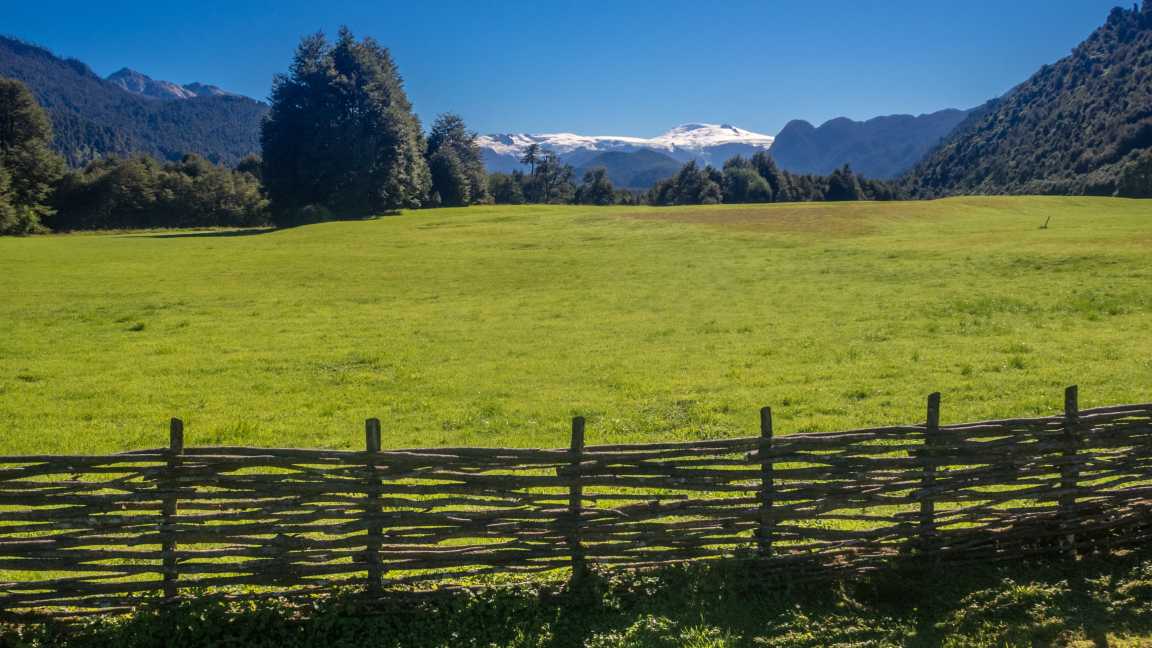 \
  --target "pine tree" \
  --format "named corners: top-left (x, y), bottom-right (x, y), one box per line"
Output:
top-left (722, 158), bottom-right (773, 203)
top-left (0, 78), bottom-right (64, 234)
top-left (428, 147), bottom-right (470, 207)
top-left (826, 164), bottom-right (863, 201)
top-left (488, 172), bottom-right (526, 204)
top-left (575, 167), bottom-right (616, 205)
top-left (427, 113), bottom-right (488, 206)
top-left (261, 29), bottom-right (430, 224)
